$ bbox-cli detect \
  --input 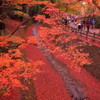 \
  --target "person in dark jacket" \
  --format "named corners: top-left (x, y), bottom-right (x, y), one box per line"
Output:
top-left (86, 19), bottom-right (90, 32)
top-left (82, 19), bottom-right (86, 30)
